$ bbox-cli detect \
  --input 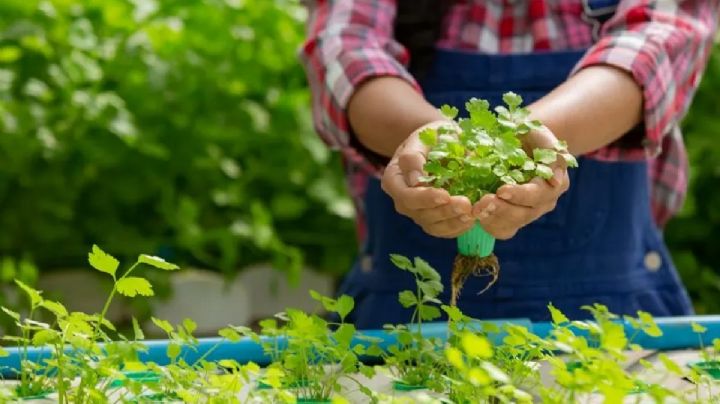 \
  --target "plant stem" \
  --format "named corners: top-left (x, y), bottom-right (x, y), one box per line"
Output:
top-left (94, 262), bottom-right (140, 339)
